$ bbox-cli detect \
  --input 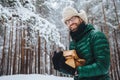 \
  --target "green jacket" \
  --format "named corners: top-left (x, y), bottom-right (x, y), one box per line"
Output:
top-left (70, 24), bottom-right (110, 80)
